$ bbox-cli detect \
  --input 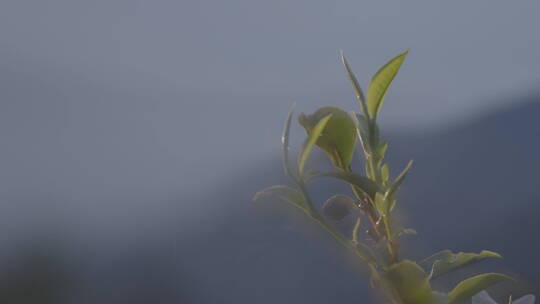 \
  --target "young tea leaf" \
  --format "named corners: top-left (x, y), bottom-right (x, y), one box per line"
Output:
top-left (298, 114), bottom-right (332, 174)
top-left (386, 160), bottom-right (414, 200)
top-left (341, 51), bottom-right (368, 115)
top-left (384, 260), bottom-right (434, 304)
top-left (381, 163), bottom-right (390, 183)
top-left (282, 104), bottom-right (296, 180)
top-left (350, 112), bottom-right (371, 155)
top-left (367, 50), bottom-right (409, 119)
top-left (374, 192), bottom-right (388, 215)
top-left (429, 250), bottom-right (502, 279)
top-left (419, 250), bottom-right (454, 271)
top-left (448, 273), bottom-right (514, 304)
top-left (299, 107), bottom-right (357, 169)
